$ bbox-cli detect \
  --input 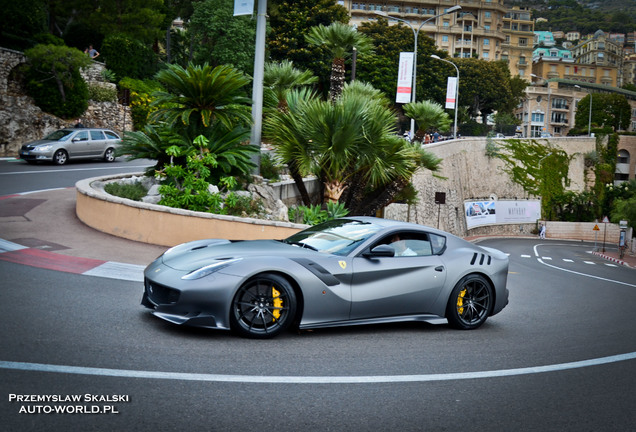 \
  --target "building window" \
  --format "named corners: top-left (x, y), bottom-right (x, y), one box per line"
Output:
top-left (519, 38), bottom-right (527, 46)
top-left (484, 25), bottom-right (490, 30)
top-left (532, 113), bottom-right (545, 123)
top-left (617, 150), bottom-right (630, 165)
top-left (443, 21), bottom-right (449, 27)
top-left (442, 35), bottom-right (449, 42)
top-left (483, 52), bottom-right (489, 59)
top-left (485, 12), bottom-right (491, 19)
top-left (484, 38), bottom-right (490, 45)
